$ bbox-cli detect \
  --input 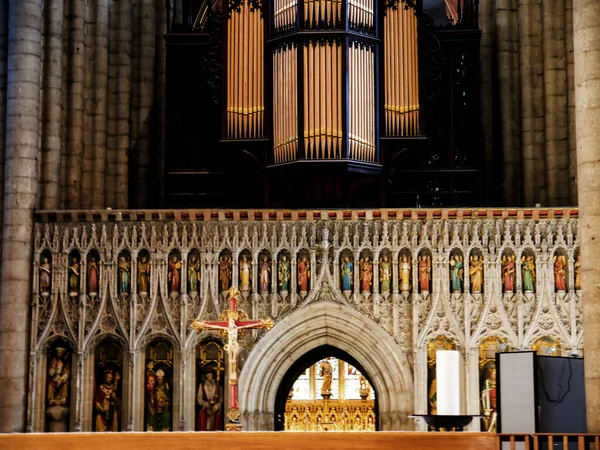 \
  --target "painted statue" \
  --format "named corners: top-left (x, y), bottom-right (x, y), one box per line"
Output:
top-left (554, 255), bottom-right (567, 292)
top-left (45, 347), bottom-right (70, 432)
top-left (379, 255), bottom-right (391, 294)
top-left (87, 256), bottom-right (99, 295)
top-left (450, 254), bottom-right (464, 293)
top-left (197, 372), bottom-right (223, 431)
top-left (399, 255), bottom-right (411, 293)
top-left (94, 369), bottom-right (120, 432)
top-left (359, 257), bottom-right (373, 293)
top-left (40, 257), bottom-right (52, 295)
top-left (278, 255), bottom-right (291, 292)
top-left (522, 255), bottom-right (536, 292)
top-left (259, 256), bottom-right (271, 293)
top-left (298, 256), bottom-right (310, 293)
top-left (428, 378), bottom-right (437, 415)
top-left (481, 363), bottom-right (497, 432)
top-left (320, 359), bottom-right (333, 397)
top-left (146, 368), bottom-right (171, 431)
top-left (469, 254), bottom-right (483, 293)
top-left (341, 256), bottom-right (353, 292)
top-left (575, 255), bottom-right (581, 290)
top-left (68, 256), bottom-right (80, 295)
top-left (168, 256), bottom-right (181, 293)
top-left (239, 255), bottom-right (251, 294)
top-left (501, 254), bottom-right (516, 293)
top-left (219, 256), bottom-right (232, 292)
top-left (118, 256), bottom-right (130, 294)
top-left (418, 255), bottom-right (431, 293)
top-left (188, 256), bottom-right (200, 293)
top-left (137, 256), bottom-right (150, 294)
